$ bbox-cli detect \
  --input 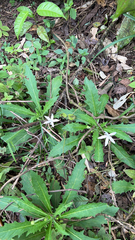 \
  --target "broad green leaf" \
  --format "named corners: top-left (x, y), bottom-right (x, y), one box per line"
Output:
top-left (73, 196), bottom-right (88, 208)
top-left (0, 70), bottom-right (9, 79)
top-left (20, 21), bottom-right (33, 37)
top-left (37, 2), bottom-right (66, 19)
top-left (66, 226), bottom-right (92, 240)
top-left (3, 31), bottom-right (9, 36)
top-left (0, 221), bottom-right (45, 240)
top-left (75, 113), bottom-right (97, 126)
top-left (112, 0), bottom-right (135, 20)
top-left (14, 11), bottom-right (29, 38)
top-left (117, 16), bottom-right (135, 50)
top-left (104, 126), bottom-right (132, 142)
top-left (62, 123), bottom-right (87, 133)
top-left (53, 221), bottom-right (69, 236)
top-left (124, 169), bottom-right (135, 179)
top-left (0, 104), bottom-right (35, 117)
top-left (108, 123), bottom-right (135, 133)
top-left (21, 171), bottom-right (45, 210)
top-left (37, 26), bottom-right (49, 42)
top-left (70, 8), bottom-right (76, 20)
top-left (54, 202), bottom-right (73, 217)
top-left (98, 94), bottom-right (109, 114)
top-left (112, 180), bottom-right (135, 194)
top-left (72, 215), bottom-right (107, 229)
top-left (50, 179), bottom-right (61, 209)
top-left (25, 65), bottom-right (41, 112)
top-left (62, 159), bottom-right (85, 204)
top-left (0, 83), bottom-right (9, 92)
top-left (61, 202), bottom-right (108, 219)
top-left (111, 143), bottom-right (135, 168)
top-left (49, 134), bottom-right (83, 157)
top-left (43, 97), bottom-right (57, 114)
top-left (1, 25), bottom-right (10, 31)
top-left (17, 6), bottom-right (34, 18)
top-left (94, 139), bottom-right (104, 162)
top-left (84, 78), bottom-right (99, 116)
top-left (13, 229), bottom-right (45, 240)
top-left (30, 171), bottom-right (52, 213)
